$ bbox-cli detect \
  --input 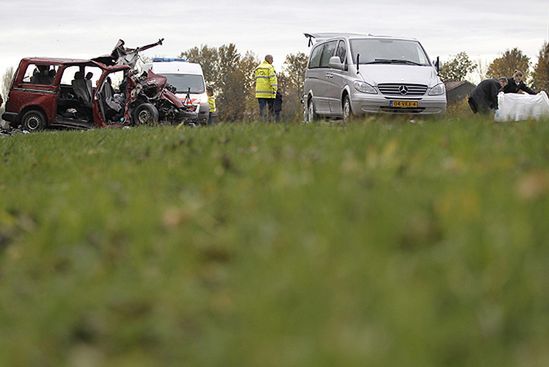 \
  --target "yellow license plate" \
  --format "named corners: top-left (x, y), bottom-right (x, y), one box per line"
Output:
top-left (390, 100), bottom-right (419, 108)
